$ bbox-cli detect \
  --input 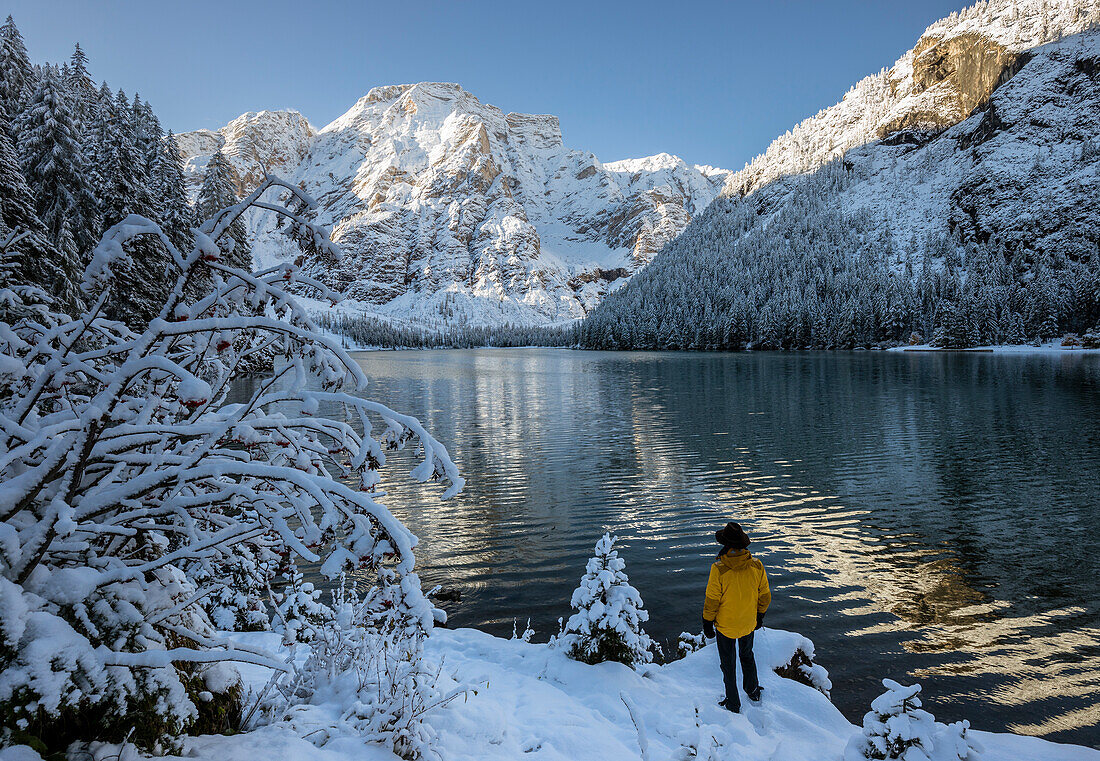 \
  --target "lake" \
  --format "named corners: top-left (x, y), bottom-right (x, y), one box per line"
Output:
top-left (332, 348), bottom-right (1100, 746)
